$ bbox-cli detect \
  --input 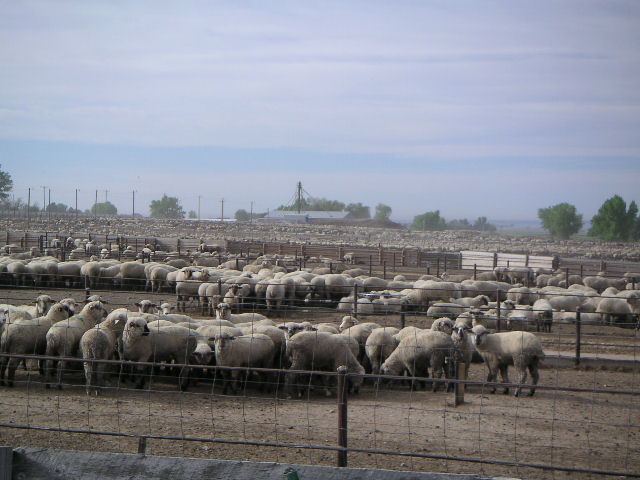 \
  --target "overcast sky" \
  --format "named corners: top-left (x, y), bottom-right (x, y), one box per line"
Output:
top-left (1, 1), bottom-right (639, 222)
